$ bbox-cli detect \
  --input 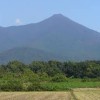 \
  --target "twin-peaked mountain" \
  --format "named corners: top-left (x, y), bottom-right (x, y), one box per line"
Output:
top-left (0, 14), bottom-right (100, 63)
